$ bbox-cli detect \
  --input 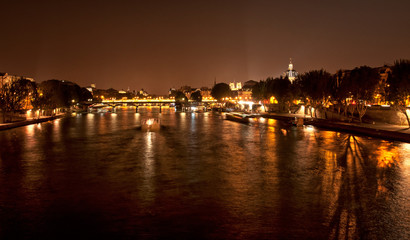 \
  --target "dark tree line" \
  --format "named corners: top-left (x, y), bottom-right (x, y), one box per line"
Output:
top-left (0, 79), bottom-right (92, 122)
top-left (251, 60), bottom-right (410, 125)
